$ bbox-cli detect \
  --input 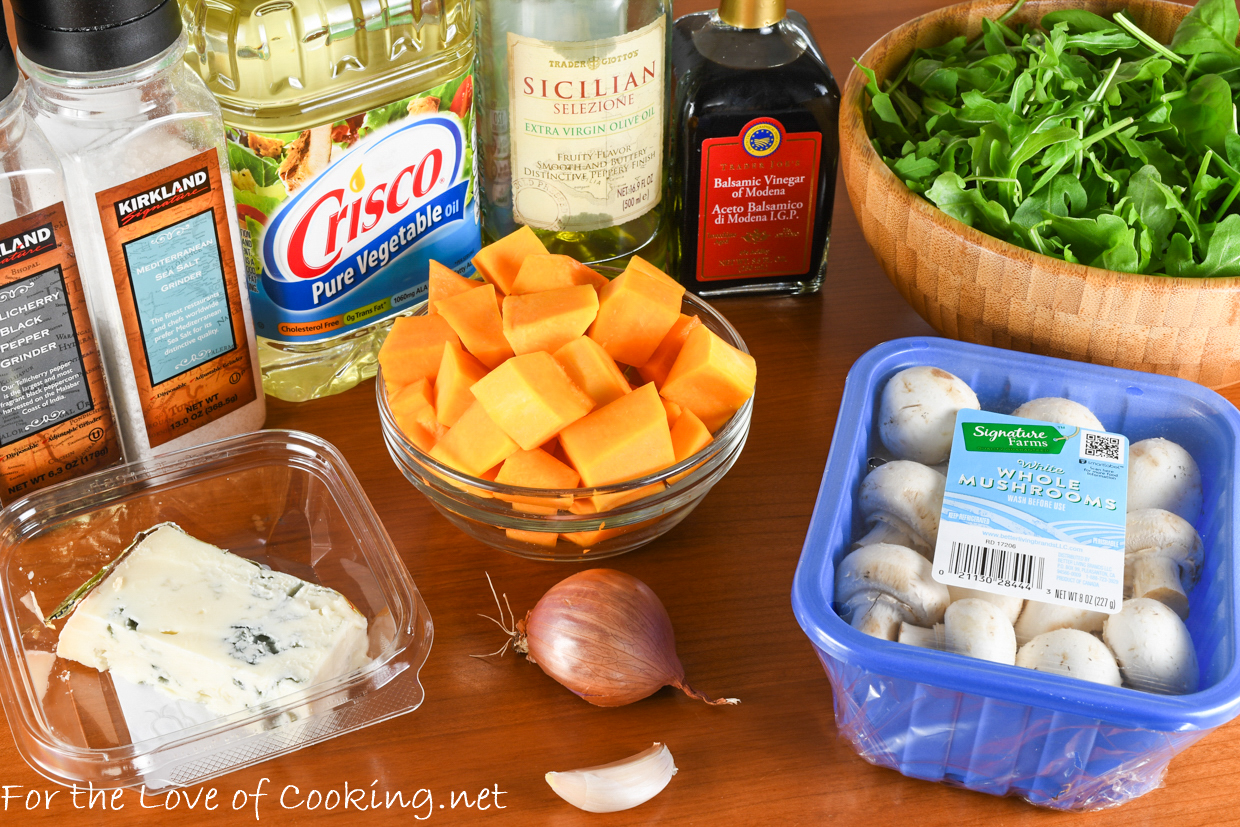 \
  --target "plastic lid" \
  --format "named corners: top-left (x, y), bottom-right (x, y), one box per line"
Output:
top-left (0, 13), bottom-right (18, 101)
top-left (10, 0), bottom-right (183, 73)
